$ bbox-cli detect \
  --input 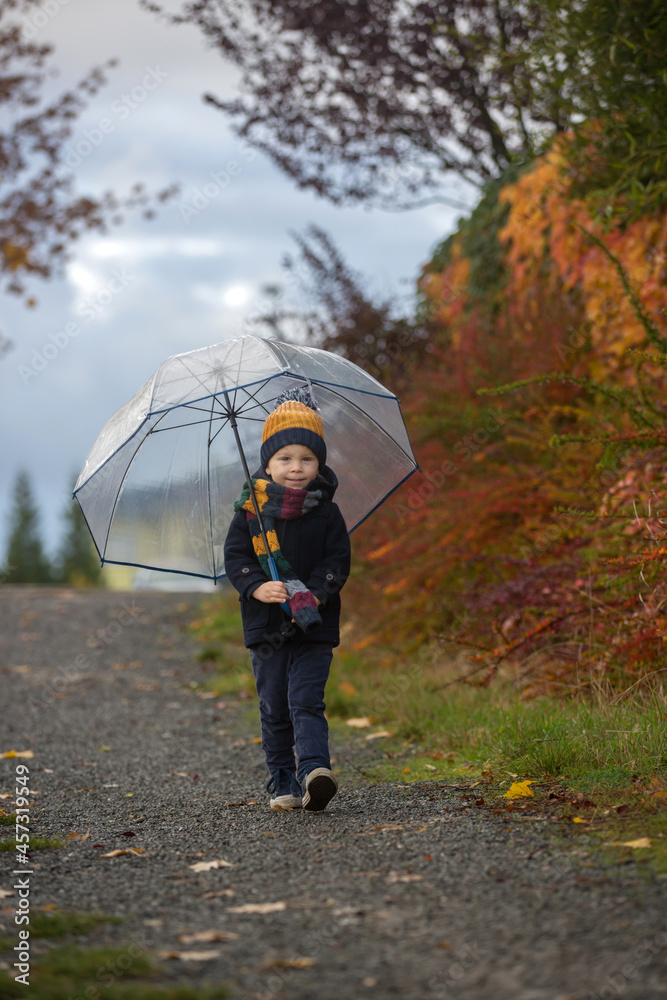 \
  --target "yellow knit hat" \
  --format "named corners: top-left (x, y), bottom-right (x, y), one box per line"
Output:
top-left (260, 389), bottom-right (326, 469)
